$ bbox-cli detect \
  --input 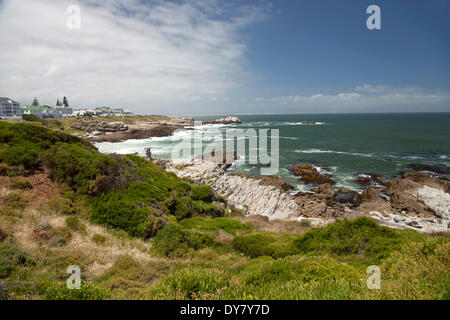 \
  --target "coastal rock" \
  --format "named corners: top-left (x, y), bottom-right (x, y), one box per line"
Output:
top-left (301, 121), bottom-right (316, 125)
top-left (356, 174), bottom-right (389, 187)
top-left (310, 183), bottom-right (336, 198)
top-left (291, 163), bottom-right (335, 185)
top-left (90, 124), bottom-right (179, 142)
top-left (164, 156), bottom-right (449, 233)
top-left (209, 116), bottom-right (242, 125)
top-left (230, 174), bottom-right (294, 192)
top-left (71, 120), bottom-right (128, 133)
top-left (417, 185), bottom-right (450, 220)
top-left (359, 187), bottom-right (392, 216)
top-left (335, 188), bottom-right (360, 205)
